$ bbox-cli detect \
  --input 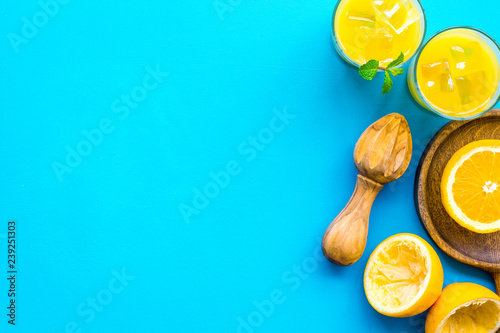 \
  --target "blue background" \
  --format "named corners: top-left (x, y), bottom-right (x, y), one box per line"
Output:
top-left (1, 0), bottom-right (499, 332)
